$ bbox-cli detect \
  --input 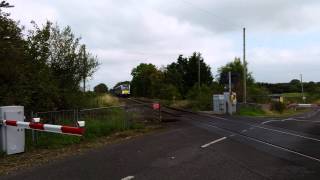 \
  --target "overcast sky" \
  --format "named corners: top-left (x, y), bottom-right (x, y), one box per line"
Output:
top-left (7, 0), bottom-right (320, 89)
